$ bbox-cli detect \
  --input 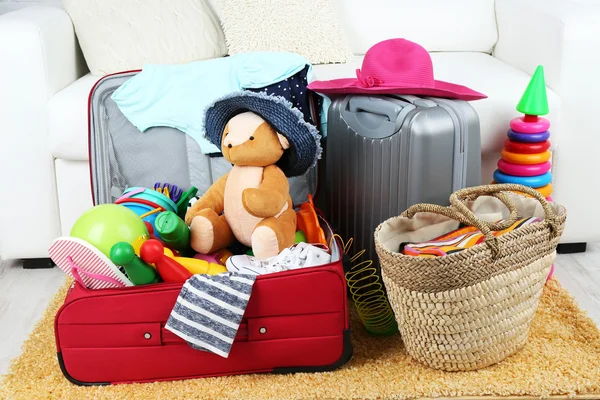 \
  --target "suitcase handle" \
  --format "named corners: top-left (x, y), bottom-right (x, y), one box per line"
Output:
top-left (348, 96), bottom-right (403, 121)
top-left (344, 97), bottom-right (414, 139)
